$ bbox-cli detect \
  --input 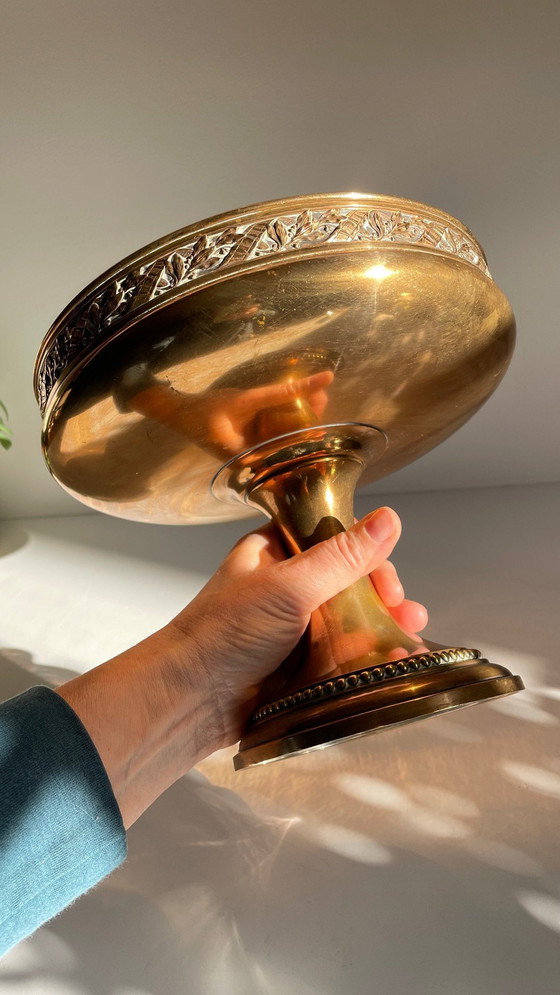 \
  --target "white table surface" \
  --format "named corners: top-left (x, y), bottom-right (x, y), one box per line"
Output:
top-left (1, 483), bottom-right (559, 994)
